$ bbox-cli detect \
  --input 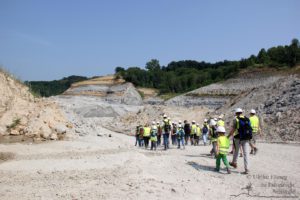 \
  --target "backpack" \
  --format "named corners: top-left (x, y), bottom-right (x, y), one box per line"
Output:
top-left (237, 117), bottom-right (253, 140)
top-left (202, 125), bottom-right (208, 134)
top-left (211, 127), bottom-right (218, 138)
top-left (164, 120), bottom-right (171, 132)
top-left (178, 129), bottom-right (185, 138)
top-left (184, 124), bottom-right (191, 134)
top-left (172, 126), bottom-right (177, 134)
